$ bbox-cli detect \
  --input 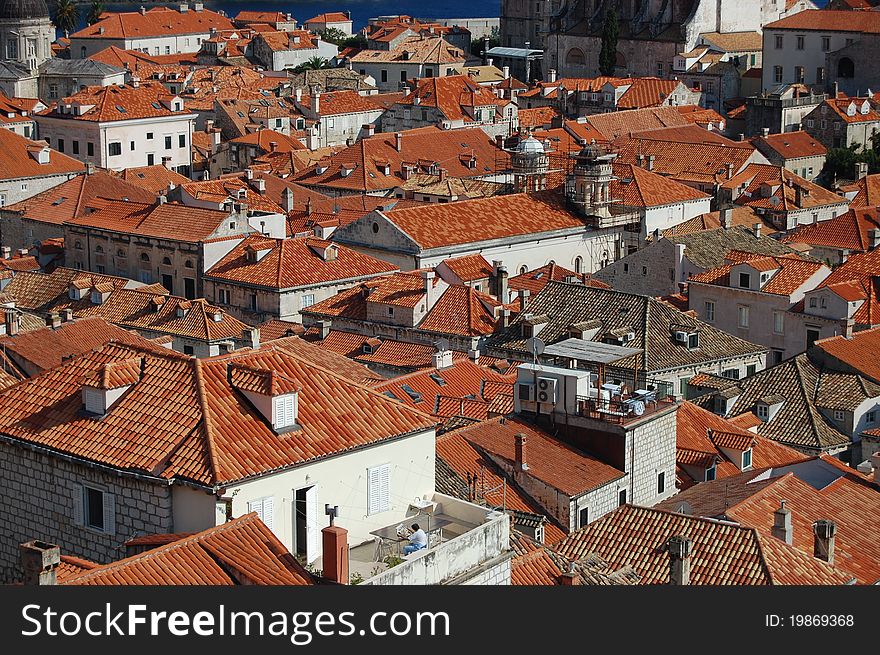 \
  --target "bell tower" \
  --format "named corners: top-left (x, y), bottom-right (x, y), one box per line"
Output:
top-left (565, 141), bottom-right (618, 219)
